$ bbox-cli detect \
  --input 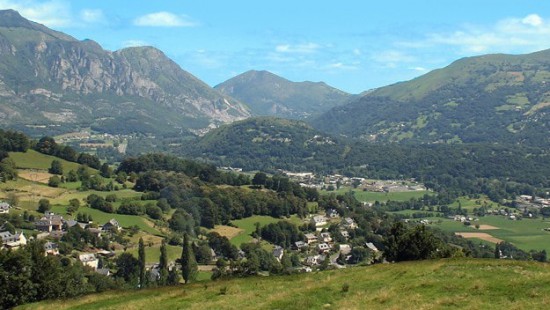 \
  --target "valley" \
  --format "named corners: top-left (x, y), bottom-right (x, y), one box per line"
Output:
top-left (1, 5), bottom-right (550, 310)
